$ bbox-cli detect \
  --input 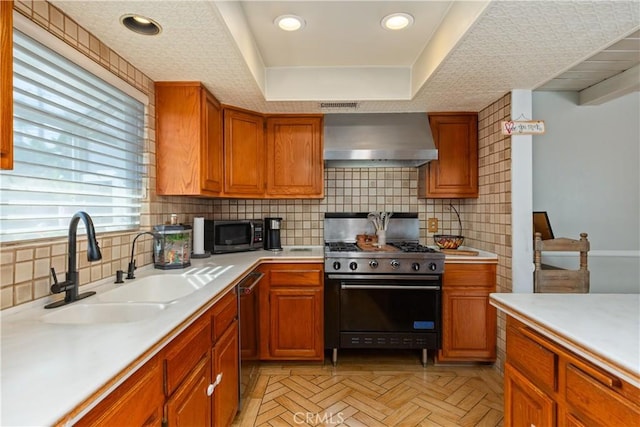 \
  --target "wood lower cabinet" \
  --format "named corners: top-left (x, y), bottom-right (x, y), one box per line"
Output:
top-left (505, 316), bottom-right (640, 427)
top-left (265, 115), bottom-right (324, 198)
top-left (258, 263), bottom-right (324, 361)
top-left (165, 354), bottom-right (212, 427)
top-left (75, 356), bottom-right (164, 427)
top-left (156, 82), bottom-right (223, 196)
top-left (76, 288), bottom-right (240, 427)
top-left (504, 362), bottom-right (556, 427)
top-left (210, 290), bottom-right (240, 427)
top-left (1, 0), bottom-right (13, 170)
top-left (223, 106), bottom-right (265, 197)
top-left (438, 262), bottom-right (496, 362)
top-left (418, 112), bottom-right (478, 198)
